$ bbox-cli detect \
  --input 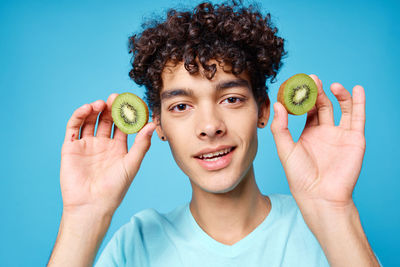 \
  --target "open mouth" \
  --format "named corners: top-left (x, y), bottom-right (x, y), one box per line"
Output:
top-left (195, 146), bottom-right (236, 161)
top-left (194, 146), bottom-right (236, 171)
